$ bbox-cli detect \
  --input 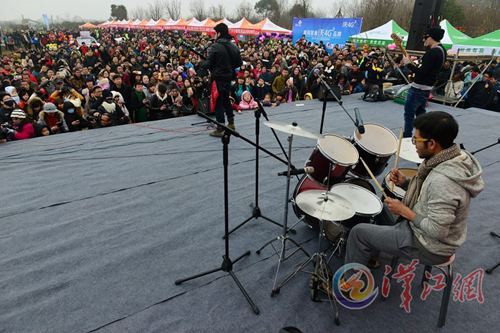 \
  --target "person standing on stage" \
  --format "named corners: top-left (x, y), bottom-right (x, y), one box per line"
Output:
top-left (345, 111), bottom-right (484, 268)
top-left (402, 27), bottom-right (447, 138)
top-left (203, 23), bottom-right (242, 137)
